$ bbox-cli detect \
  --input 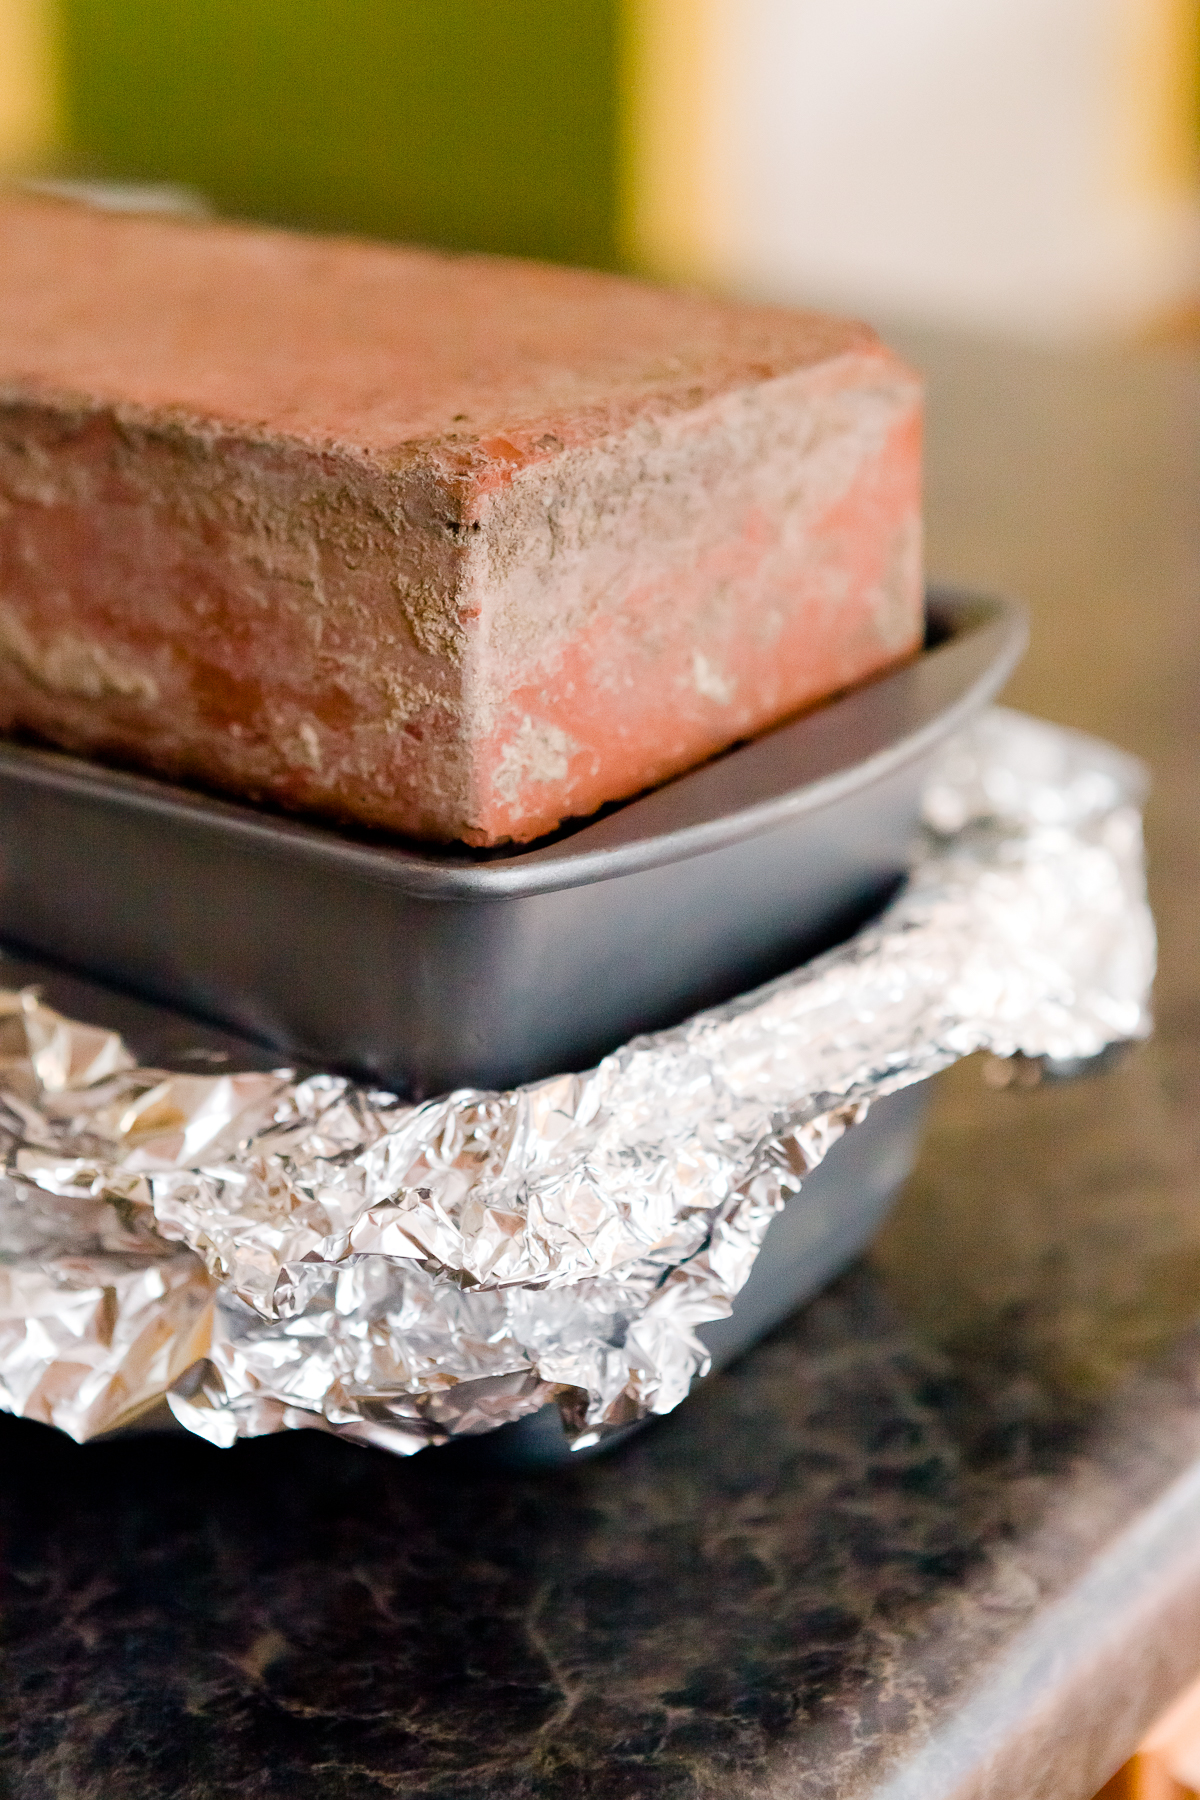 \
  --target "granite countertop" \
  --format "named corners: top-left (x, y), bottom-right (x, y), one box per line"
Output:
top-left (2, 333), bottom-right (1198, 1799)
